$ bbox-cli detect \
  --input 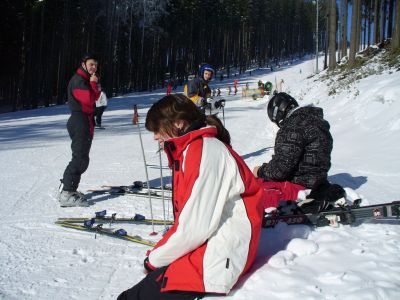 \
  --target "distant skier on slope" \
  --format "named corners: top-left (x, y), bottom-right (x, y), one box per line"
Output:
top-left (166, 81), bottom-right (172, 95)
top-left (253, 92), bottom-right (343, 212)
top-left (118, 94), bottom-right (263, 300)
top-left (187, 63), bottom-right (214, 107)
top-left (94, 82), bottom-right (108, 129)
